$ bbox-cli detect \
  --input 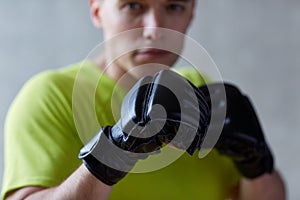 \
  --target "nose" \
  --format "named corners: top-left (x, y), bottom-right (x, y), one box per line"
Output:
top-left (142, 10), bottom-right (163, 40)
